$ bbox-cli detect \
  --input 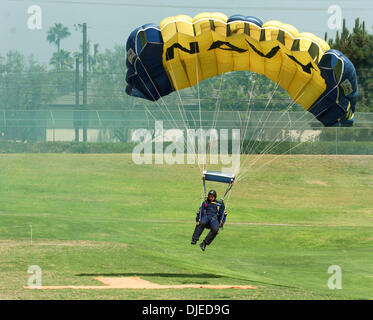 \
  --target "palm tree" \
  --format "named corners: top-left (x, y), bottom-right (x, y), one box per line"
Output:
top-left (74, 42), bottom-right (100, 72)
top-left (90, 43), bottom-right (100, 72)
top-left (50, 49), bottom-right (73, 70)
top-left (47, 23), bottom-right (71, 52)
